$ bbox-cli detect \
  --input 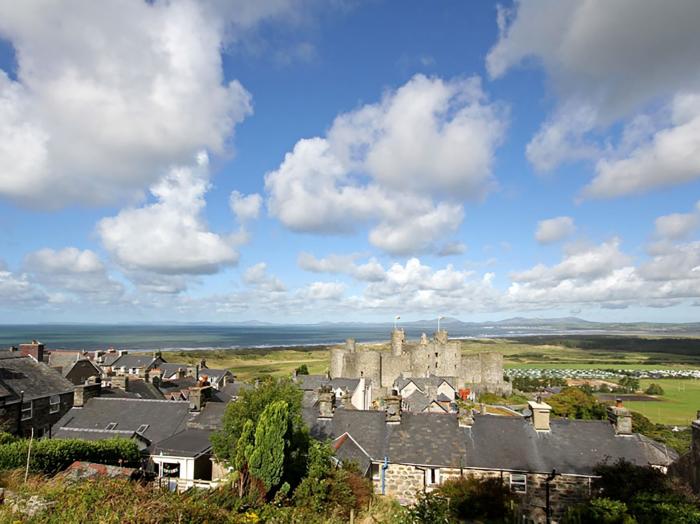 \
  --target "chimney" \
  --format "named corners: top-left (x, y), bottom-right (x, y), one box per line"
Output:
top-left (317, 386), bottom-right (335, 419)
top-left (528, 397), bottom-right (552, 431)
top-left (112, 375), bottom-right (128, 390)
top-left (458, 406), bottom-right (474, 428)
top-left (345, 338), bottom-right (356, 353)
top-left (19, 341), bottom-right (45, 362)
top-left (385, 390), bottom-right (402, 424)
top-left (189, 386), bottom-right (211, 412)
top-left (199, 358), bottom-right (207, 369)
top-left (391, 328), bottom-right (404, 357)
top-left (144, 371), bottom-right (150, 383)
top-left (117, 350), bottom-right (127, 357)
top-left (607, 398), bottom-right (632, 435)
top-left (74, 382), bottom-right (101, 407)
top-left (177, 368), bottom-right (186, 380)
